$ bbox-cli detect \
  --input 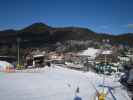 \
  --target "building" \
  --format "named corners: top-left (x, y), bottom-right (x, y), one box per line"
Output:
top-left (33, 54), bottom-right (45, 67)
top-left (0, 56), bottom-right (16, 63)
top-left (48, 52), bottom-right (64, 61)
top-left (24, 48), bottom-right (46, 68)
top-left (95, 54), bottom-right (119, 64)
